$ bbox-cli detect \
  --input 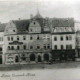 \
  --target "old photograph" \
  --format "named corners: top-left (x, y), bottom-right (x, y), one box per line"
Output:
top-left (0, 0), bottom-right (80, 80)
